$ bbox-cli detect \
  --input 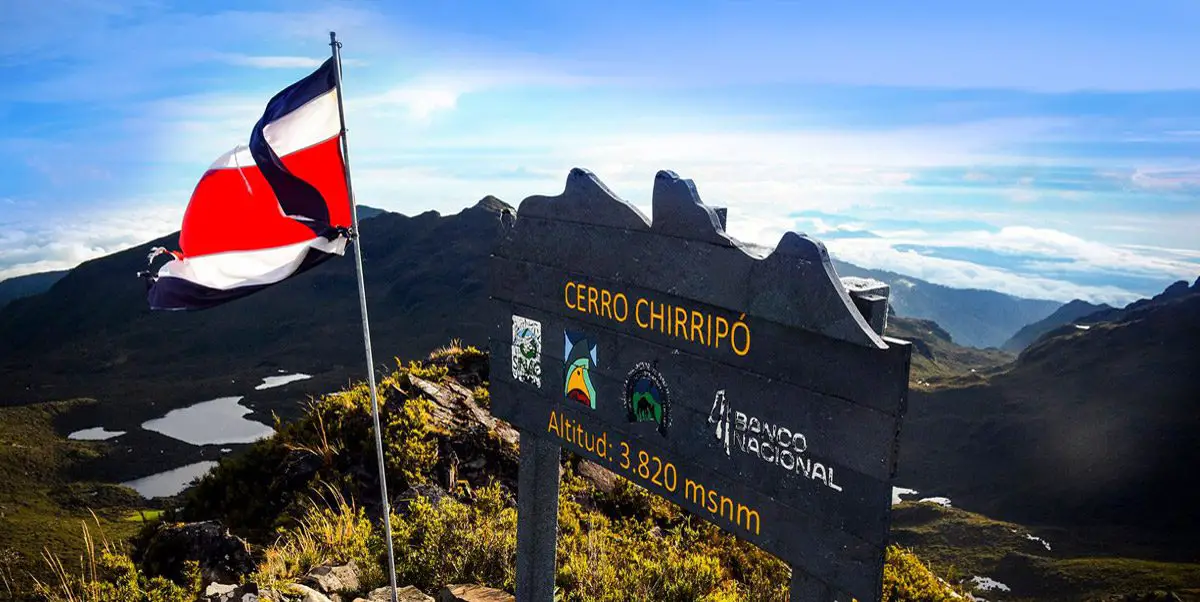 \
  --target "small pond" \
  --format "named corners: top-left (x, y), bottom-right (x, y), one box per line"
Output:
top-left (67, 427), bottom-right (125, 441)
top-left (141, 396), bottom-right (274, 446)
top-left (255, 373), bottom-right (312, 390)
top-left (122, 461), bottom-right (218, 498)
